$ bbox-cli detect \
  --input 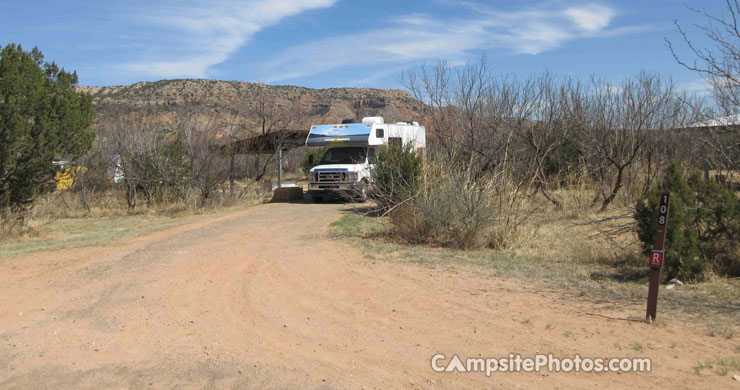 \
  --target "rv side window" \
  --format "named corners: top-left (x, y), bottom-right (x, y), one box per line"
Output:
top-left (376, 128), bottom-right (384, 138)
top-left (367, 148), bottom-right (376, 162)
